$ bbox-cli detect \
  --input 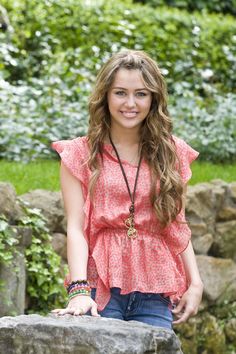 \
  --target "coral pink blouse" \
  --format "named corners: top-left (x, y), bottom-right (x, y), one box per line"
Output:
top-left (52, 135), bottom-right (199, 311)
